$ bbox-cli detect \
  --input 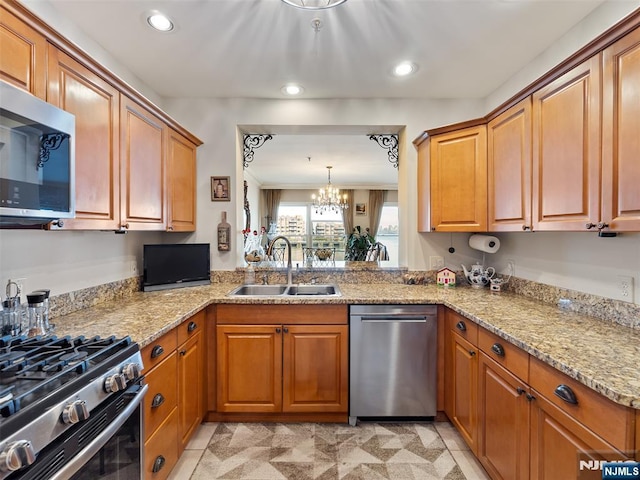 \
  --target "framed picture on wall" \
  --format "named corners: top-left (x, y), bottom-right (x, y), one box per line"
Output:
top-left (211, 176), bottom-right (230, 201)
top-left (355, 203), bottom-right (367, 216)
